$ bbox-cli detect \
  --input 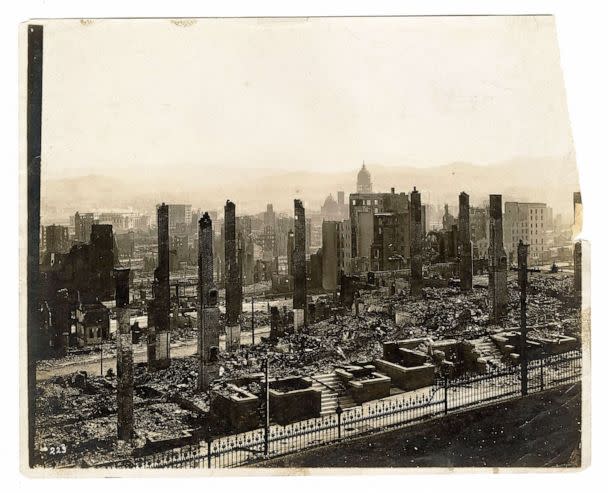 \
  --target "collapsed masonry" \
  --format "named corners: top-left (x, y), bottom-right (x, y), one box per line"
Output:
top-left (224, 200), bottom-right (241, 351)
top-left (148, 203), bottom-right (171, 370)
top-left (409, 187), bottom-right (423, 299)
top-left (458, 191), bottom-right (473, 291)
top-left (488, 194), bottom-right (508, 321)
top-left (115, 267), bottom-right (133, 441)
top-left (198, 213), bottom-right (221, 390)
top-left (293, 199), bottom-right (307, 330)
